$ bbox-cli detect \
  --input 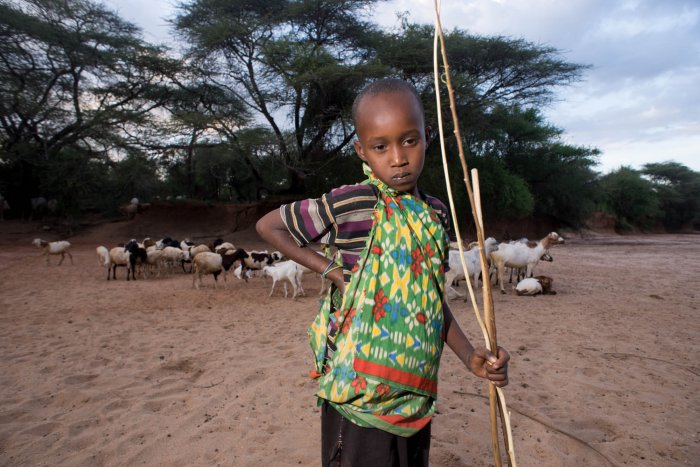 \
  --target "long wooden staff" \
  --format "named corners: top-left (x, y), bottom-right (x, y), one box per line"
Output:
top-left (432, 2), bottom-right (516, 466)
